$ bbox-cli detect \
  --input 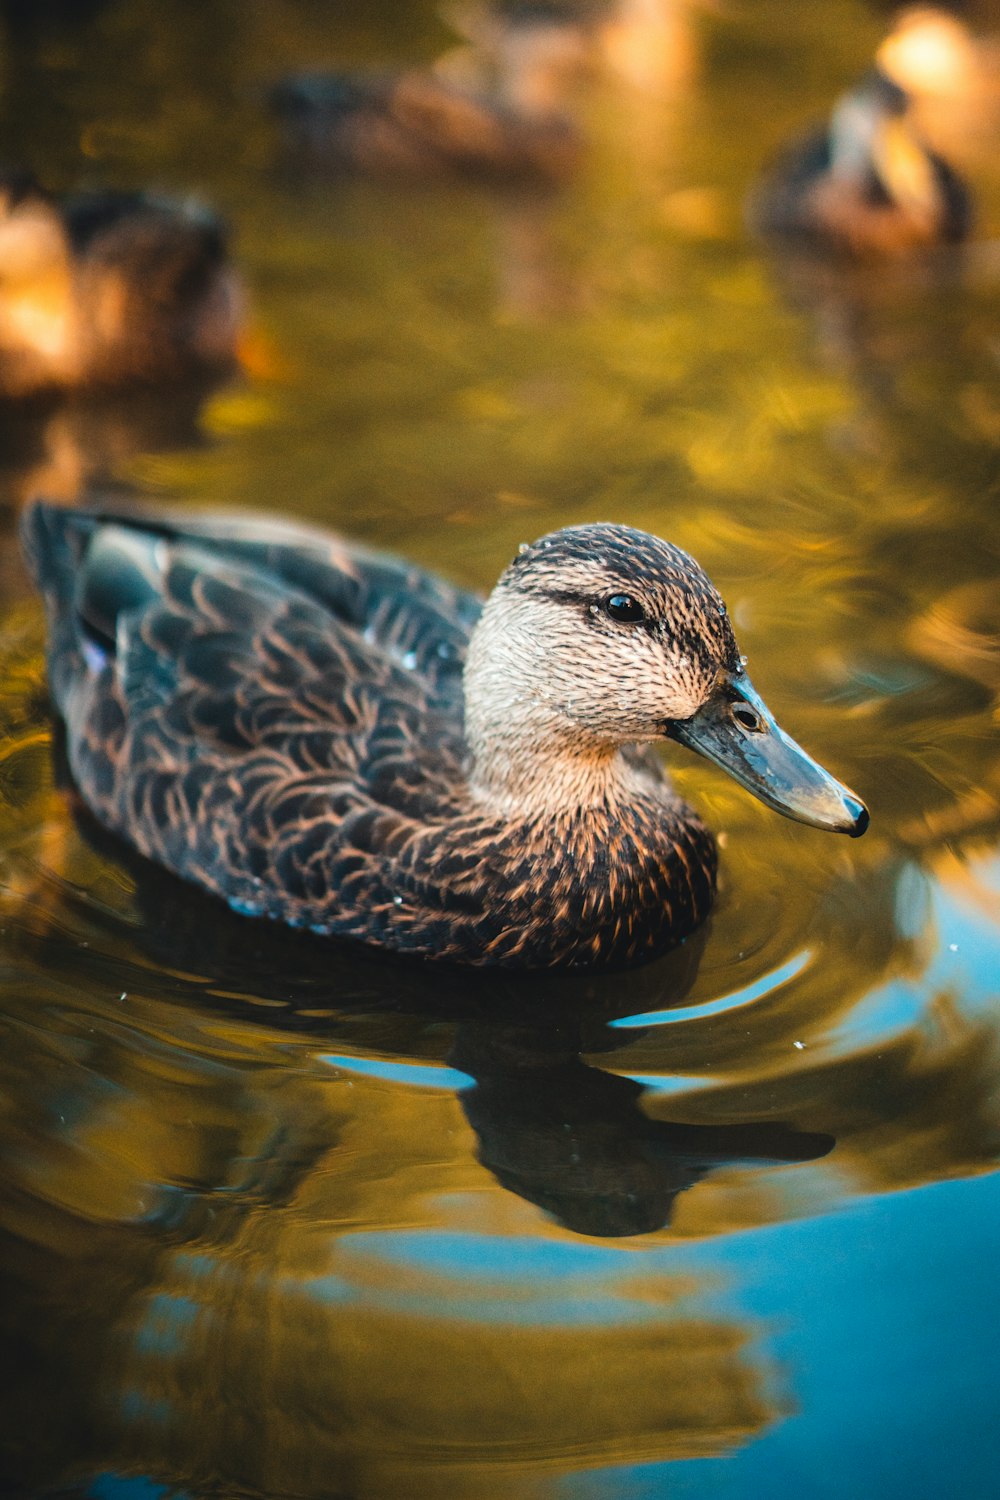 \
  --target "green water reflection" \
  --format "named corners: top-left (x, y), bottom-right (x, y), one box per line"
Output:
top-left (1, 1), bottom-right (999, 1497)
